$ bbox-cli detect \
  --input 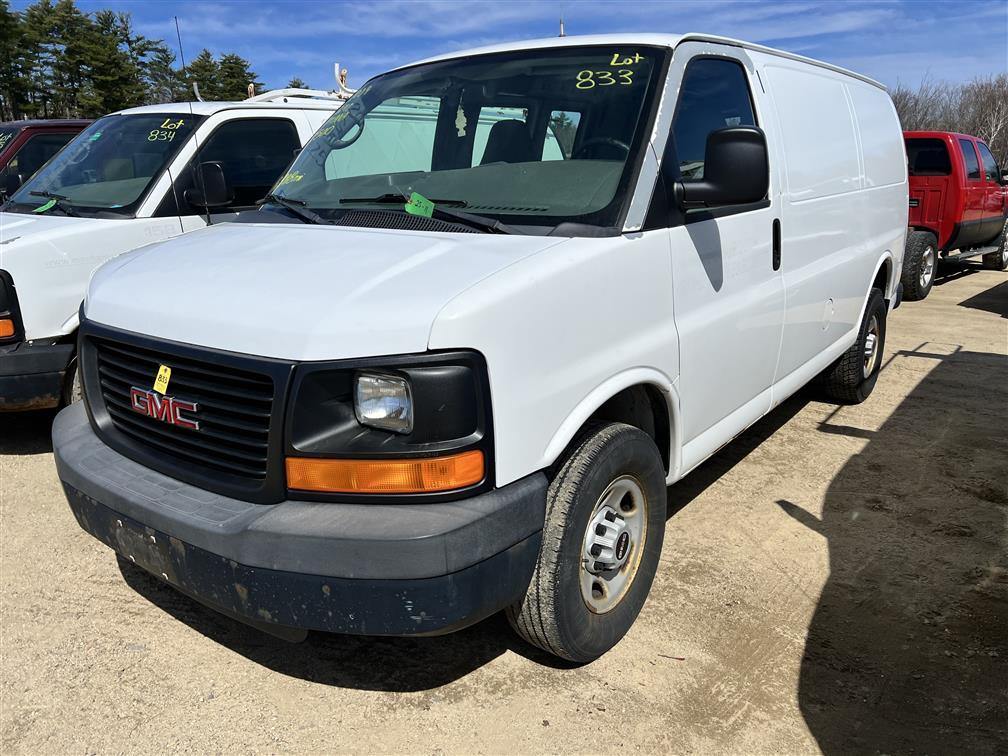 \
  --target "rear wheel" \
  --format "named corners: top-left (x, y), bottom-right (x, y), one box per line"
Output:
top-left (901, 230), bottom-right (938, 300)
top-left (507, 423), bottom-right (666, 663)
top-left (817, 287), bottom-right (887, 404)
top-left (981, 218), bottom-right (1008, 271)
